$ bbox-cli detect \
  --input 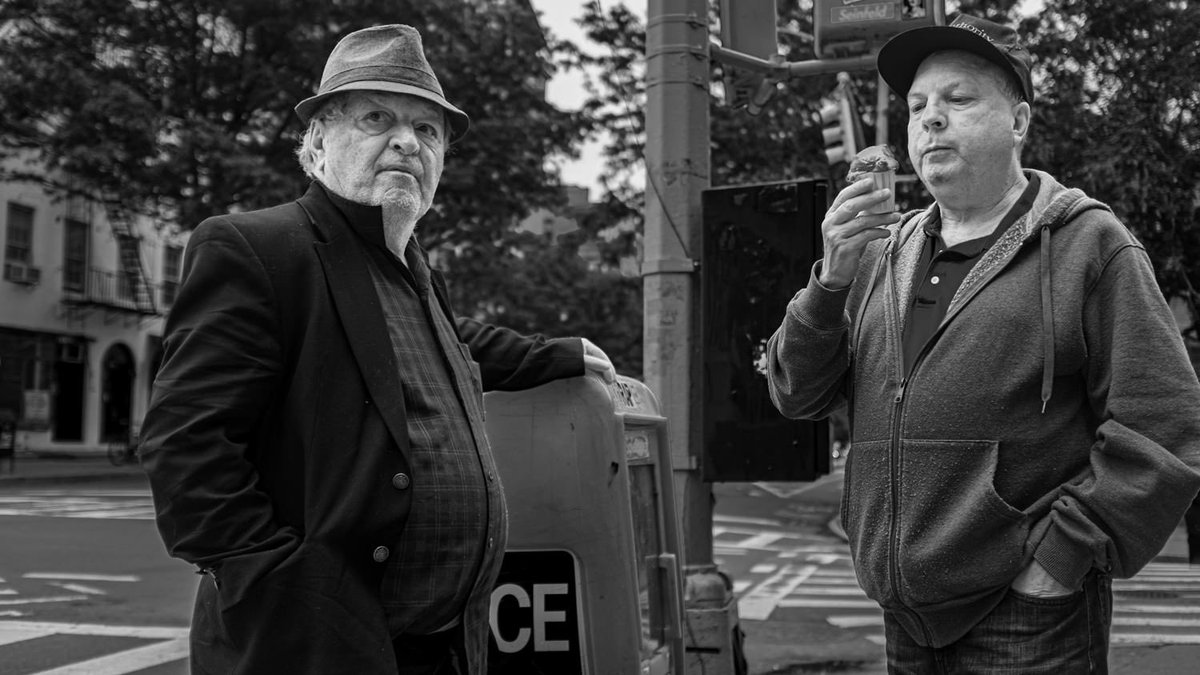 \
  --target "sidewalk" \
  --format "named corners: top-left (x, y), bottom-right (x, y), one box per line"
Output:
top-left (0, 451), bottom-right (146, 485)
